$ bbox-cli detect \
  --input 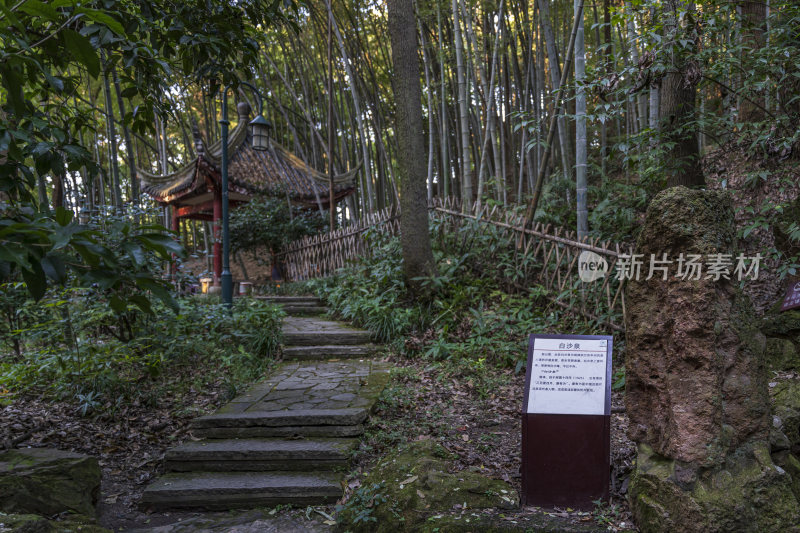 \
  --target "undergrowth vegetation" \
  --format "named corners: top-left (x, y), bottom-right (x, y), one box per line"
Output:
top-left (0, 292), bottom-right (284, 414)
top-left (311, 219), bottom-right (616, 376)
